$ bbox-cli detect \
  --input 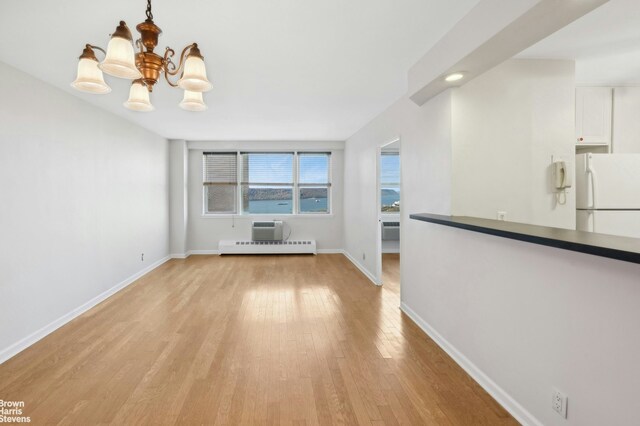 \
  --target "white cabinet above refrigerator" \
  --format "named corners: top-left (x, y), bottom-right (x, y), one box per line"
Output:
top-left (575, 87), bottom-right (612, 147)
top-left (613, 87), bottom-right (640, 153)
